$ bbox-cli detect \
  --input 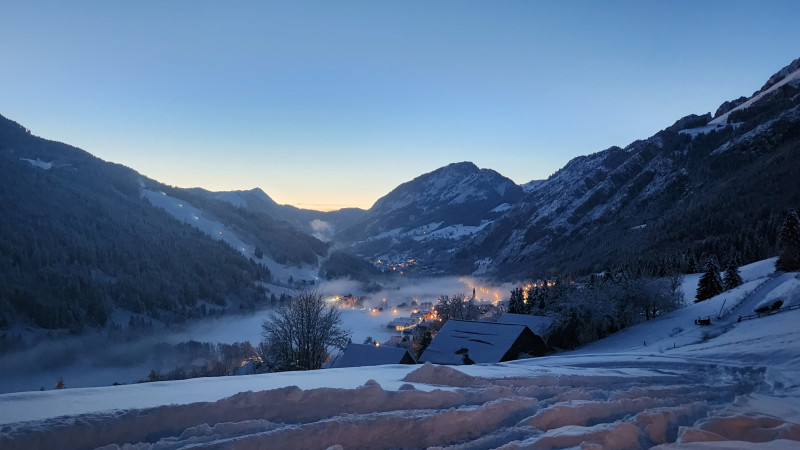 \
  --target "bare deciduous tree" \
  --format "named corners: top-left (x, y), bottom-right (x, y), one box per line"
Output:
top-left (434, 294), bottom-right (479, 323)
top-left (260, 291), bottom-right (351, 371)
